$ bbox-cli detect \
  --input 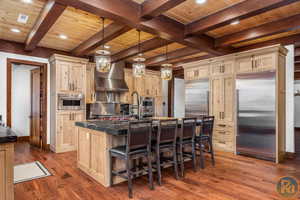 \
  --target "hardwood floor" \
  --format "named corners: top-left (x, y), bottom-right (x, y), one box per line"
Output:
top-left (14, 142), bottom-right (300, 200)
